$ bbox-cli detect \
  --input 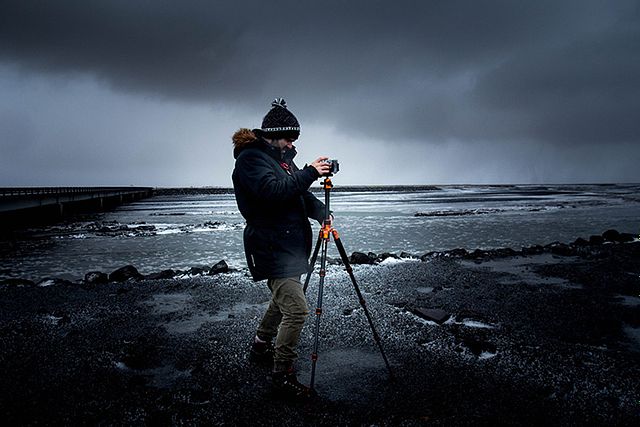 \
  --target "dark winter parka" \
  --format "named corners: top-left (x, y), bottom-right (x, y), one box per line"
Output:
top-left (232, 129), bottom-right (325, 281)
